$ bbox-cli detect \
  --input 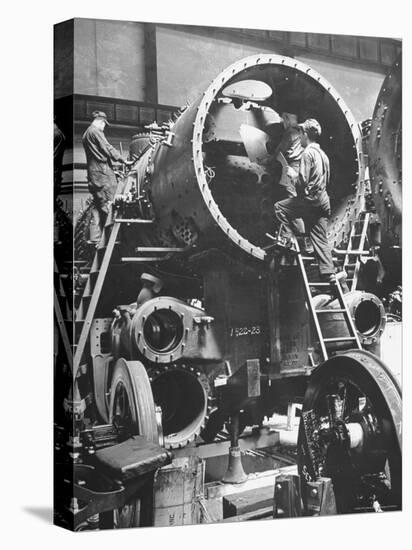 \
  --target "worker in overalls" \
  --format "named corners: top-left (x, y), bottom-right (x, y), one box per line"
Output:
top-left (274, 118), bottom-right (336, 282)
top-left (275, 112), bottom-right (305, 197)
top-left (82, 111), bottom-right (132, 242)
